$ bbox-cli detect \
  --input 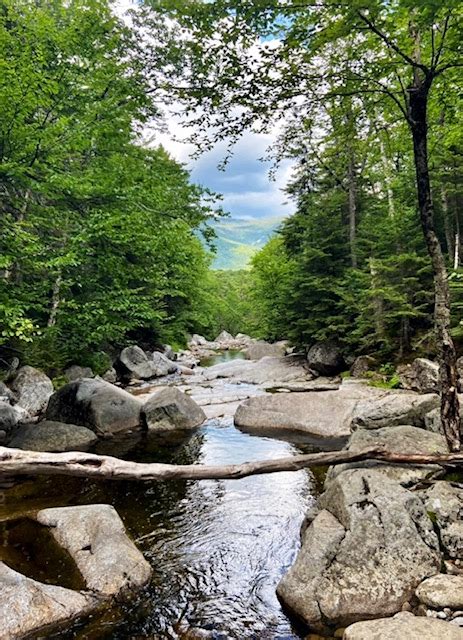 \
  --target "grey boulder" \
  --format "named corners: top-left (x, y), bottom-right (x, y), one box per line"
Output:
top-left (9, 420), bottom-right (97, 452)
top-left (343, 611), bottom-right (463, 640)
top-left (151, 351), bottom-right (178, 376)
top-left (142, 387), bottom-right (206, 432)
top-left (399, 358), bottom-right (439, 393)
top-left (244, 340), bottom-right (286, 360)
top-left (101, 366), bottom-right (117, 383)
top-left (420, 481), bottom-right (463, 559)
top-left (0, 561), bottom-right (96, 640)
top-left (277, 469), bottom-right (440, 632)
top-left (118, 345), bottom-right (158, 380)
top-left (215, 330), bottom-right (234, 344)
top-left (307, 341), bottom-right (345, 375)
top-left (46, 378), bottom-right (141, 437)
top-left (64, 365), bottom-right (94, 382)
top-left (350, 355), bottom-right (377, 378)
top-left (37, 504), bottom-right (152, 598)
top-left (328, 424), bottom-right (448, 486)
top-left (352, 392), bottom-right (439, 429)
top-left (416, 574), bottom-right (463, 609)
top-left (0, 400), bottom-right (18, 437)
top-left (9, 366), bottom-right (53, 419)
top-left (0, 381), bottom-right (17, 404)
